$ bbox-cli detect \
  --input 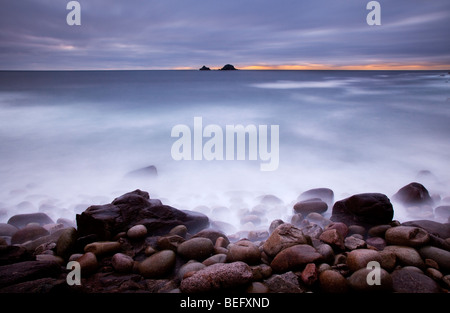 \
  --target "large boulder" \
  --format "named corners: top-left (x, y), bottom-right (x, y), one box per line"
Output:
top-left (7, 213), bottom-right (54, 229)
top-left (76, 189), bottom-right (209, 240)
top-left (220, 64), bottom-right (237, 71)
top-left (392, 182), bottom-right (433, 207)
top-left (330, 193), bottom-right (394, 229)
